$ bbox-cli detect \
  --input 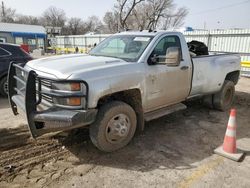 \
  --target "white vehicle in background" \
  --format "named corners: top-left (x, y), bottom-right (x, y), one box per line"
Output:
top-left (8, 31), bottom-right (241, 152)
